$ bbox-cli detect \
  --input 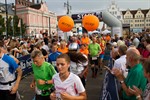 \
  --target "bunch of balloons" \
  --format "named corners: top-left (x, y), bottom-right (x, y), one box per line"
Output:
top-left (58, 15), bottom-right (99, 32)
